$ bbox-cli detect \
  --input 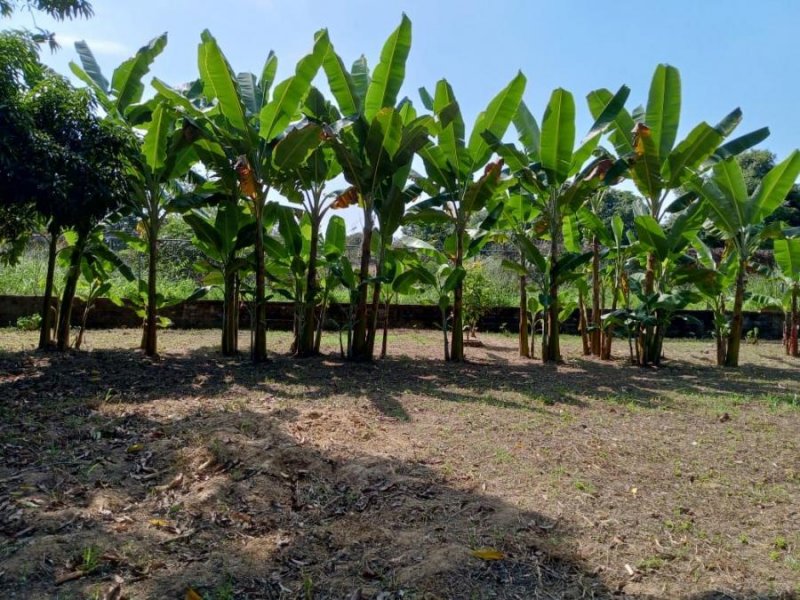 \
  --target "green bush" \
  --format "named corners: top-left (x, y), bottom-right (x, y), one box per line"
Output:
top-left (16, 313), bottom-right (41, 331)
